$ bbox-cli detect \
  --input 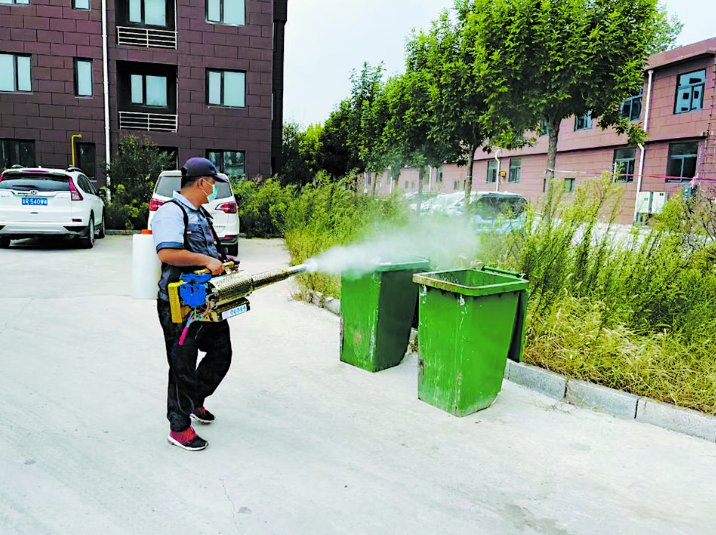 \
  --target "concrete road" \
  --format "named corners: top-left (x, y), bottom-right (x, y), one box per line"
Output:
top-left (1, 236), bottom-right (715, 535)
